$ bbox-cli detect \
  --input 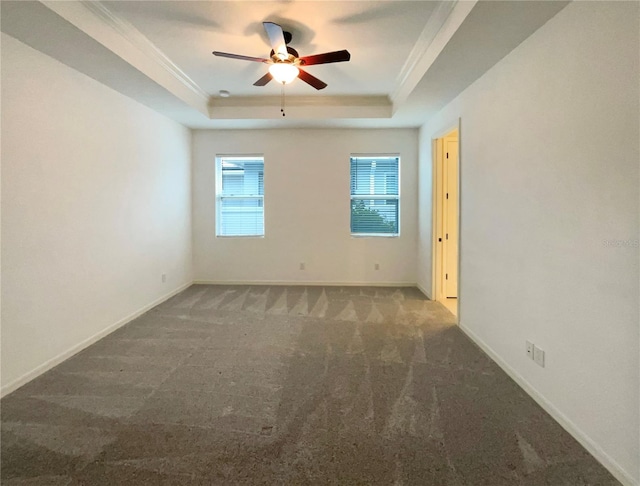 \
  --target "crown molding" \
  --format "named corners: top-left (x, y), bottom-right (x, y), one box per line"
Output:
top-left (209, 95), bottom-right (392, 120)
top-left (40, 0), bottom-right (209, 114)
top-left (391, 0), bottom-right (478, 114)
top-left (81, 1), bottom-right (209, 102)
top-left (395, 0), bottom-right (457, 92)
top-left (211, 95), bottom-right (390, 108)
